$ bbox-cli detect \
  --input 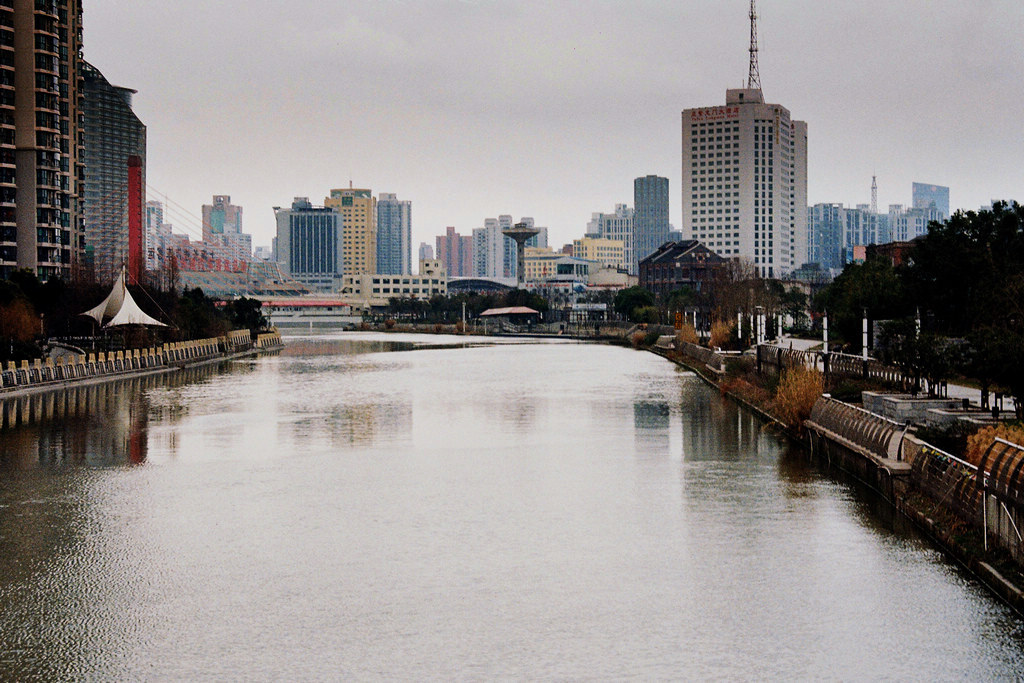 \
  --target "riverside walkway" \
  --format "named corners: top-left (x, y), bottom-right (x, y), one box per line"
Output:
top-left (0, 329), bottom-right (282, 398)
